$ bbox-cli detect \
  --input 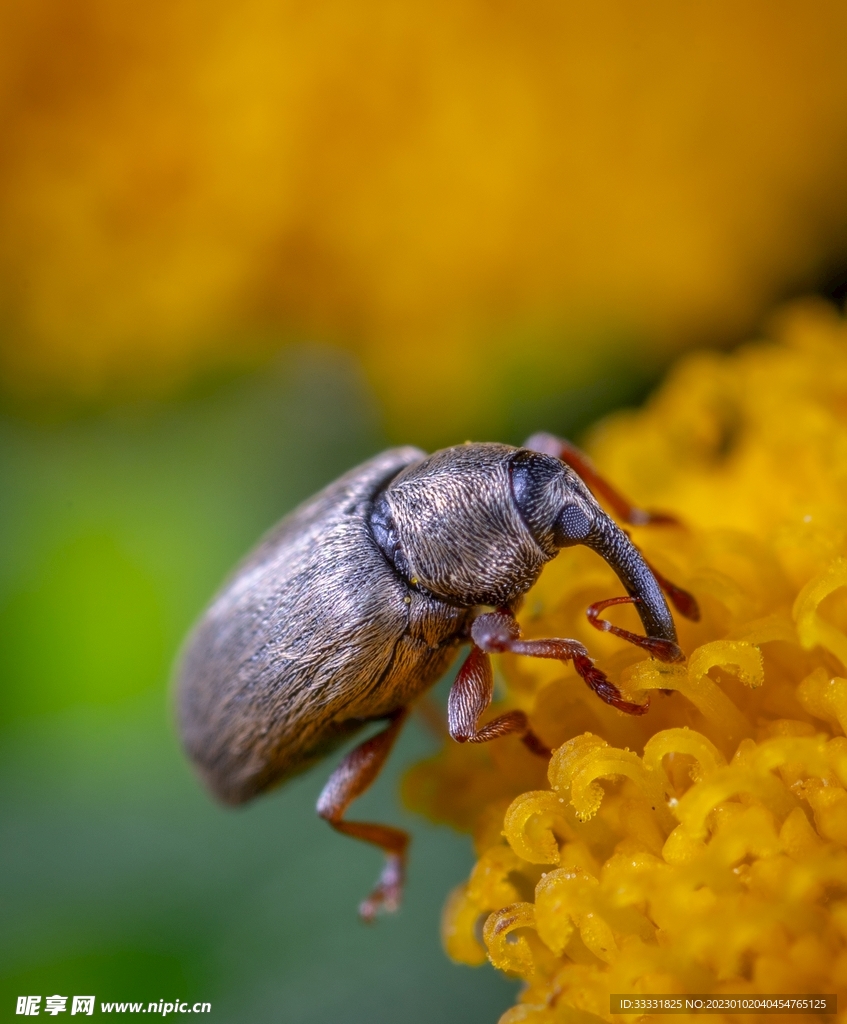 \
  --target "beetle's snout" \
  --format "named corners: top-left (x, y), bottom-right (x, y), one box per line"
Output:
top-left (585, 511), bottom-right (678, 645)
top-left (510, 446), bottom-right (678, 646)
